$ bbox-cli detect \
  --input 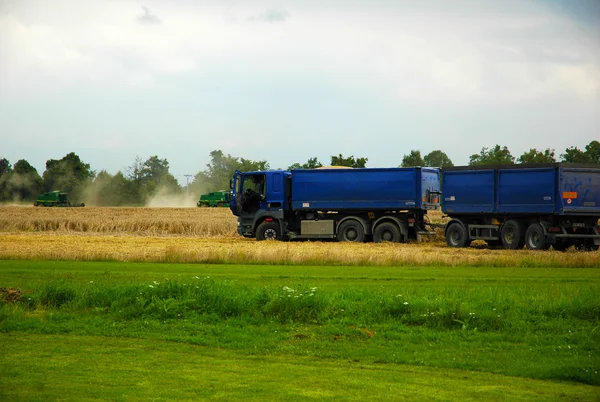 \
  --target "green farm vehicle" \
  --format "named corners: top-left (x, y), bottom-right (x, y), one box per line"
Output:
top-left (34, 191), bottom-right (85, 207)
top-left (197, 191), bottom-right (231, 207)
